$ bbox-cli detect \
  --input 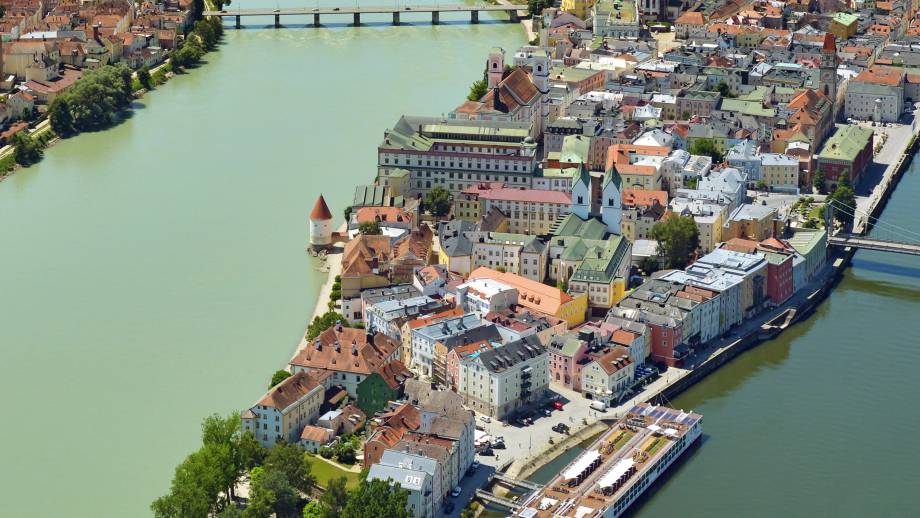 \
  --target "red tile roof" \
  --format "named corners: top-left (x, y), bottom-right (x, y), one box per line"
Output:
top-left (477, 186), bottom-right (572, 205)
top-left (310, 195), bottom-right (333, 220)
